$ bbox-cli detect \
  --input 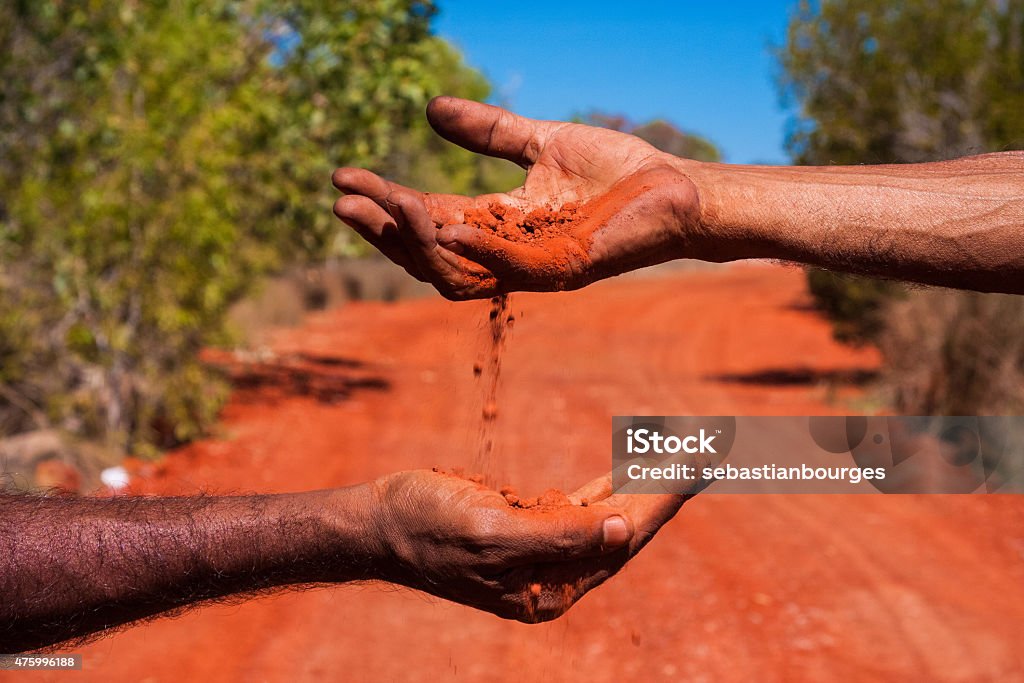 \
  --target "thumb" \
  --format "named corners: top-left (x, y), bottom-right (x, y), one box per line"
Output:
top-left (506, 506), bottom-right (634, 565)
top-left (594, 492), bottom-right (689, 553)
top-left (426, 96), bottom-right (548, 168)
